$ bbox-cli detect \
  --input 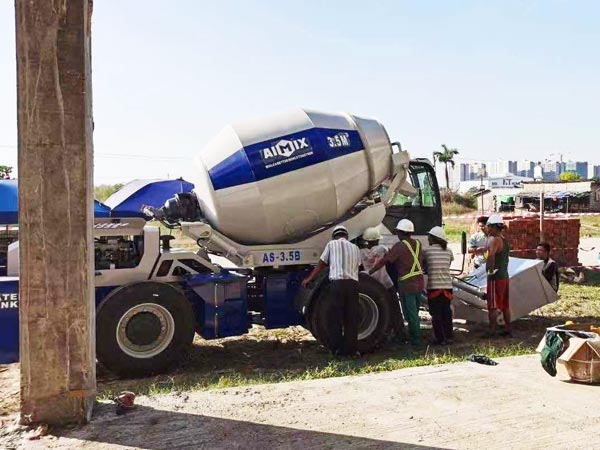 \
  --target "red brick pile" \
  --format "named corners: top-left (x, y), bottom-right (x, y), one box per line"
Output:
top-left (470, 215), bottom-right (580, 266)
